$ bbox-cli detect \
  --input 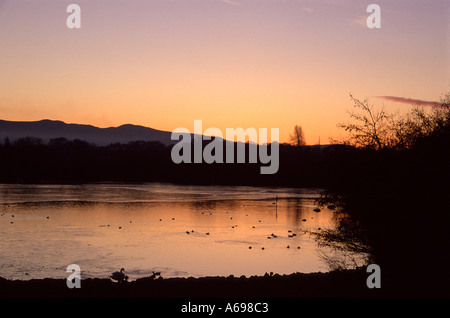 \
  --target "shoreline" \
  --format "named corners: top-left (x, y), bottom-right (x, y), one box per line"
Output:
top-left (1, 269), bottom-right (387, 298)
